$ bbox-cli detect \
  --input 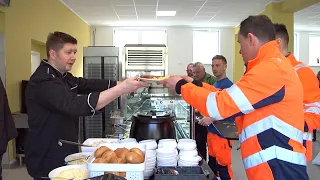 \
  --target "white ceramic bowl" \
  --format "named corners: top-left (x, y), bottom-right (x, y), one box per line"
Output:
top-left (156, 148), bottom-right (177, 156)
top-left (64, 152), bottom-right (91, 165)
top-left (178, 139), bottom-right (196, 143)
top-left (145, 150), bottom-right (157, 158)
top-left (158, 159), bottom-right (177, 163)
top-left (179, 155), bottom-right (202, 162)
top-left (157, 163), bottom-right (177, 167)
top-left (146, 156), bottom-right (157, 162)
top-left (179, 150), bottom-right (198, 157)
top-left (177, 141), bottom-right (197, 151)
top-left (178, 161), bottom-right (198, 166)
top-left (157, 155), bottom-right (178, 161)
top-left (139, 139), bottom-right (158, 150)
top-left (157, 153), bottom-right (178, 159)
top-left (145, 163), bottom-right (156, 169)
top-left (143, 169), bottom-right (154, 179)
top-left (48, 165), bottom-right (88, 179)
top-left (158, 139), bottom-right (177, 148)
